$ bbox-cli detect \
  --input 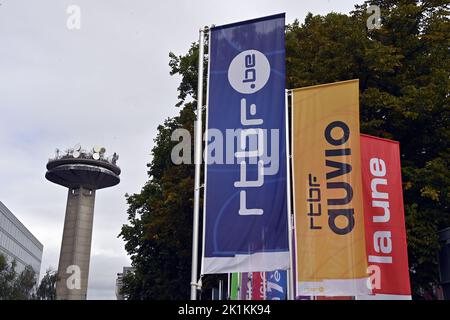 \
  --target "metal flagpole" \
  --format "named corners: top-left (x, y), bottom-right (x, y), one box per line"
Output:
top-left (285, 89), bottom-right (295, 300)
top-left (227, 273), bottom-right (231, 299)
top-left (190, 27), bottom-right (206, 300)
top-left (263, 272), bottom-right (267, 300)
